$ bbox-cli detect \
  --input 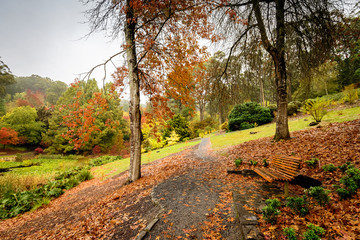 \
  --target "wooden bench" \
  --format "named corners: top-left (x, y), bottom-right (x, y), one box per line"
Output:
top-left (254, 155), bottom-right (302, 196)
